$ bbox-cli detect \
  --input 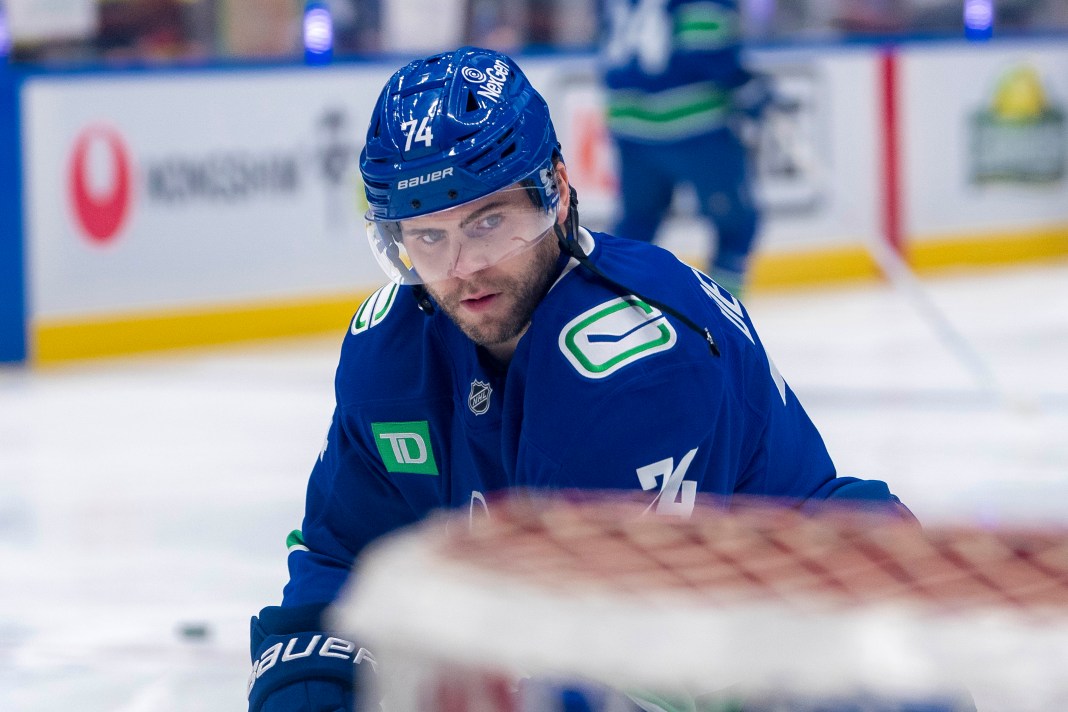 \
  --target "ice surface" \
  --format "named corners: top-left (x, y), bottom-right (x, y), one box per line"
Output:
top-left (1, 261), bottom-right (1066, 710)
